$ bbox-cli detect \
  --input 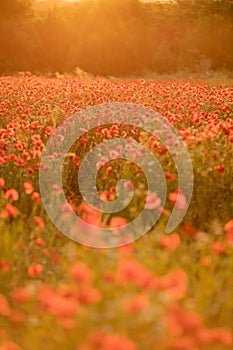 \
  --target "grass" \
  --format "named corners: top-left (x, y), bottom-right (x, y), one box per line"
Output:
top-left (0, 74), bottom-right (233, 350)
